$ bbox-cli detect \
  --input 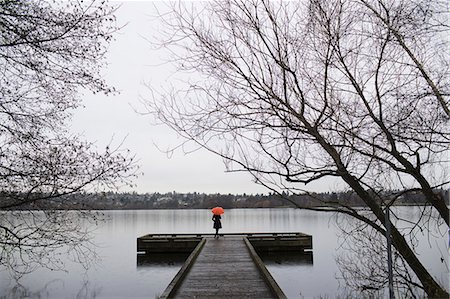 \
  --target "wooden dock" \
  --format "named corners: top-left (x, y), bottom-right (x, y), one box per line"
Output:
top-left (137, 232), bottom-right (312, 253)
top-left (136, 233), bottom-right (312, 298)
